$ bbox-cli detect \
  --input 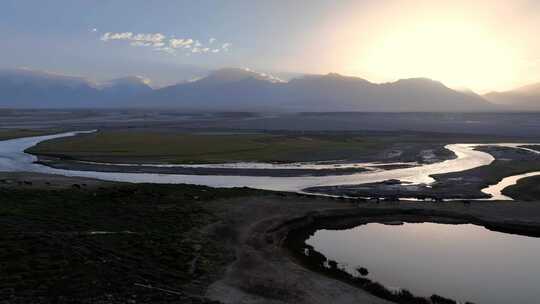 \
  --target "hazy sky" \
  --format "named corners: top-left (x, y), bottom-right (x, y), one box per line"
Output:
top-left (1, 0), bottom-right (539, 92)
